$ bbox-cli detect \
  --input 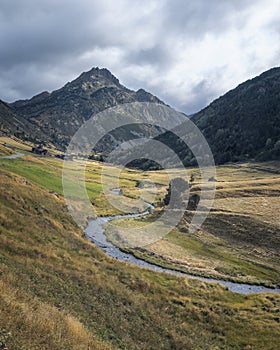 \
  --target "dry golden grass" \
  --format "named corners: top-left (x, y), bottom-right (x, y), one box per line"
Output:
top-left (106, 162), bottom-right (280, 286)
top-left (0, 167), bottom-right (280, 349)
top-left (0, 139), bottom-right (280, 349)
top-left (0, 135), bottom-right (33, 152)
top-left (0, 280), bottom-right (113, 350)
top-left (0, 145), bottom-right (13, 156)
